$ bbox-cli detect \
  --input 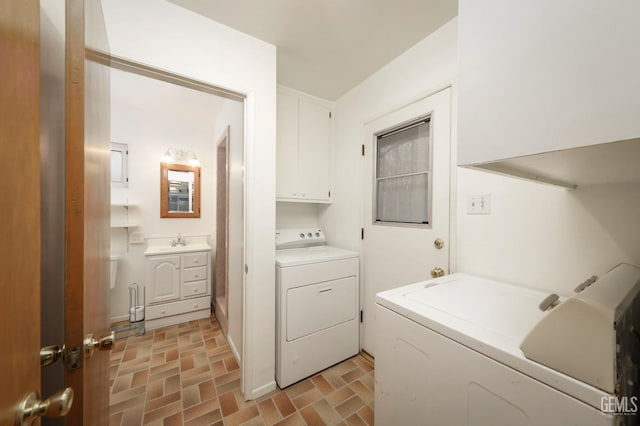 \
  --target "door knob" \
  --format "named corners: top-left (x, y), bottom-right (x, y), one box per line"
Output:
top-left (15, 388), bottom-right (73, 425)
top-left (434, 238), bottom-right (444, 249)
top-left (430, 267), bottom-right (445, 278)
top-left (84, 331), bottom-right (115, 358)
